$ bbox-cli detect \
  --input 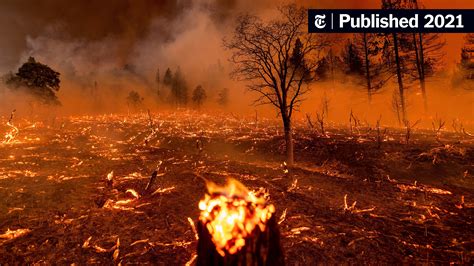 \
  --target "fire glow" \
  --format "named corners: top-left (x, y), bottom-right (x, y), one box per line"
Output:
top-left (3, 117), bottom-right (19, 144)
top-left (198, 178), bottom-right (275, 256)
